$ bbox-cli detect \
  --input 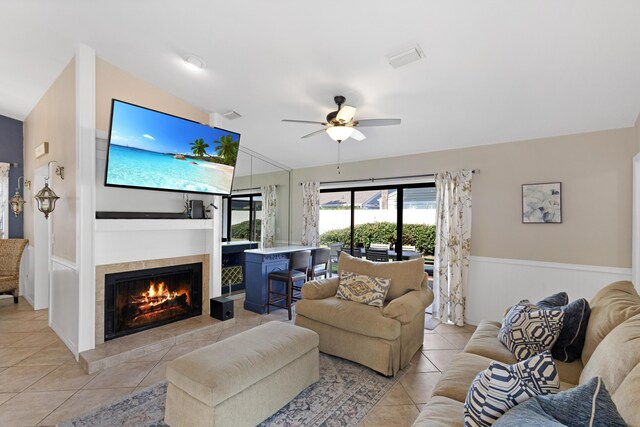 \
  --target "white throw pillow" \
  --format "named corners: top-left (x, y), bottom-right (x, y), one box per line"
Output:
top-left (498, 300), bottom-right (564, 361)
